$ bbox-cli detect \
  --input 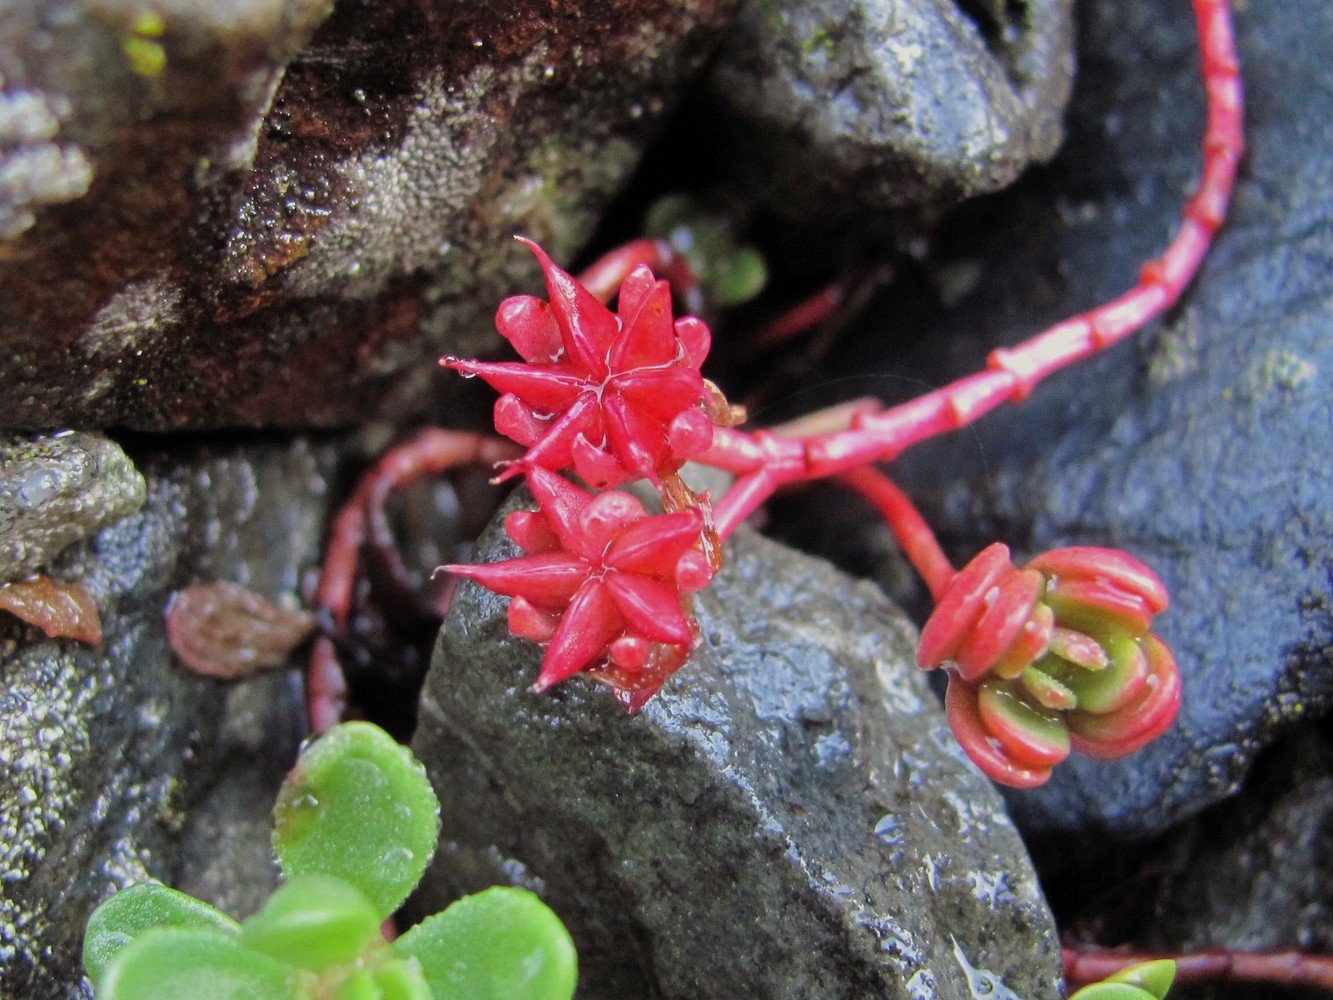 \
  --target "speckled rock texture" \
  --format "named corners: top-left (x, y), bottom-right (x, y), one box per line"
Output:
top-left (703, 0), bottom-right (1074, 220)
top-left (412, 500), bottom-right (1062, 1000)
top-left (0, 431), bottom-right (145, 580)
top-left (808, 0), bottom-right (1332, 840)
top-left (0, 439), bottom-right (326, 999)
top-left (0, 0), bottom-right (736, 430)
